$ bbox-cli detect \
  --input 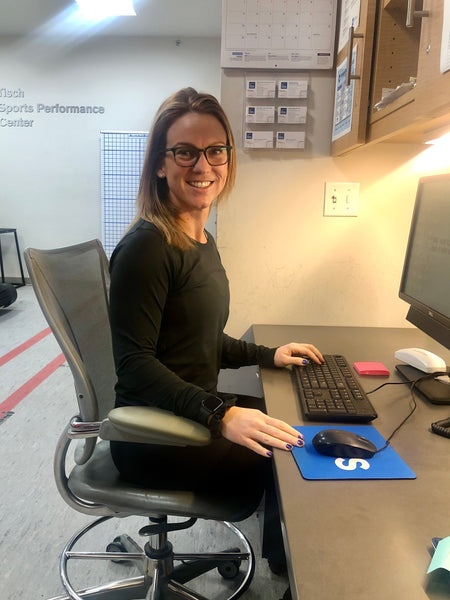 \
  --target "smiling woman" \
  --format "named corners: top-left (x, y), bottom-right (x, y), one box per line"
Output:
top-left (156, 111), bottom-right (230, 240)
top-left (136, 87), bottom-right (237, 250)
top-left (108, 87), bottom-right (324, 577)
